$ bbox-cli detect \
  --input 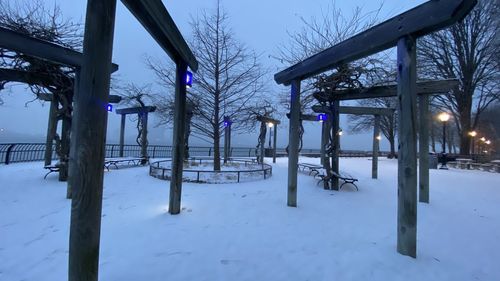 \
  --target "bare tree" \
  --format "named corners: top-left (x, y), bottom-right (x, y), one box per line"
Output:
top-left (0, 0), bottom-right (81, 180)
top-left (117, 83), bottom-right (158, 148)
top-left (348, 97), bottom-right (398, 157)
top-left (417, 0), bottom-right (500, 155)
top-left (275, 1), bottom-right (384, 112)
top-left (147, 0), bottom-right (267, 171)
